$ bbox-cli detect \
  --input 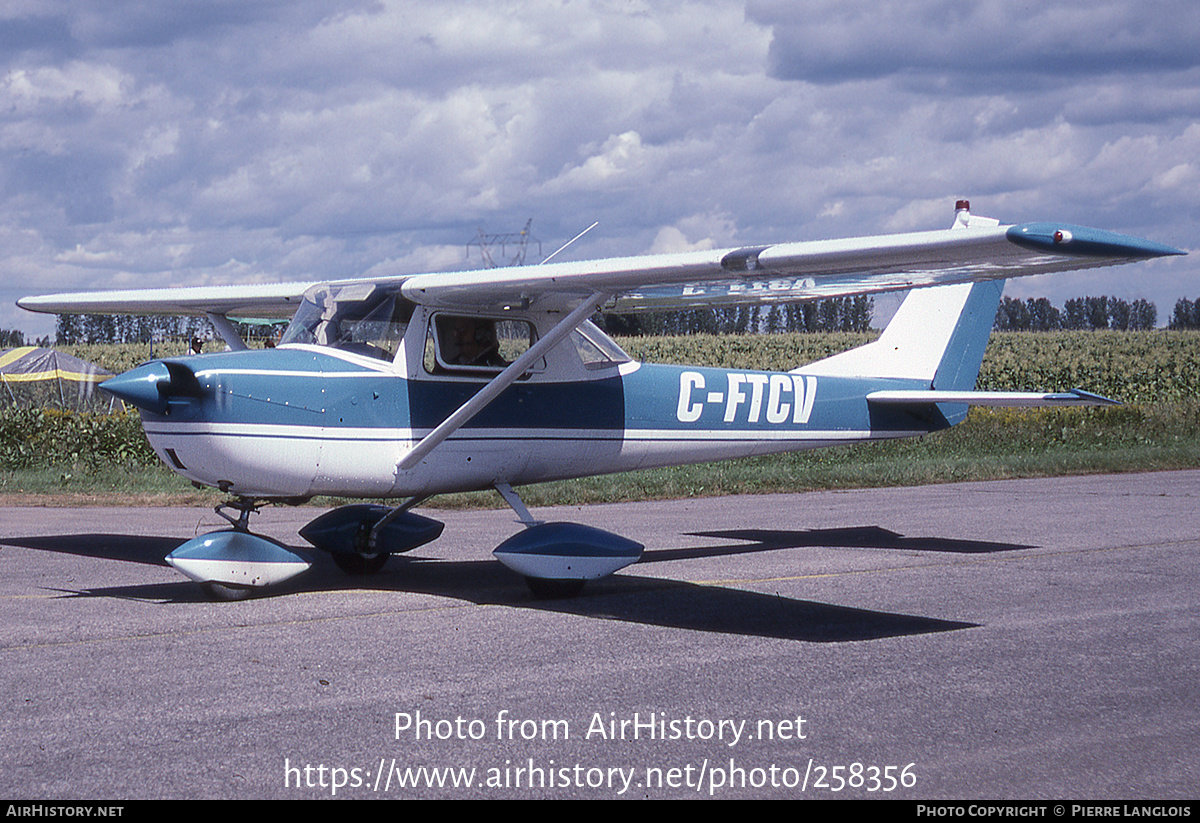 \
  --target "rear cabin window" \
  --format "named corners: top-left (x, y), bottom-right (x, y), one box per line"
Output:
top-left (570, 320), bottom-right (631, 369)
